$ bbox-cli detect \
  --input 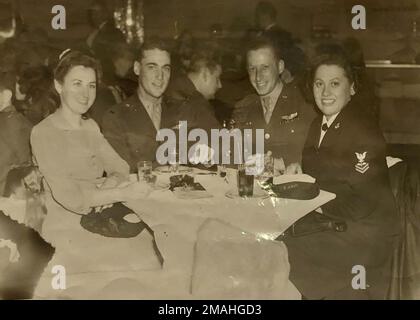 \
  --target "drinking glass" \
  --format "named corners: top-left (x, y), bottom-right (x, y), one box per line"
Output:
top-left (169, 150), bottom-right (179, 173)
top-left (137, 160), bottom-right (153, 182)
top-left (237, 164), bottom-right (254, 197)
